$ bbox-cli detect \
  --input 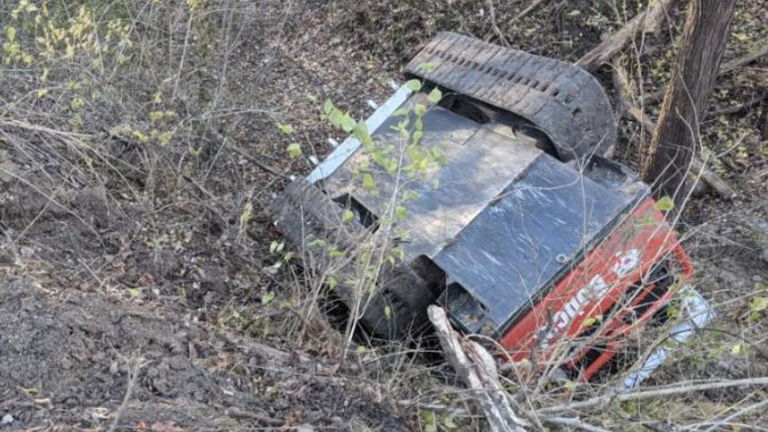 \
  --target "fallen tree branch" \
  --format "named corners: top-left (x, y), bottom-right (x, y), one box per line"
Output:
top-left (704, 93), bottom-right (767, 120)
top-left (576, 0), bottom-right (678, 72)
top-left (720, 41), bottom-right (768, 73)
top-left (428, 305), bottom-right (529, 432)
top-left (539, 376), bottom-right (768, 414)
top-left (687, 155), bottom-right (739, 200)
